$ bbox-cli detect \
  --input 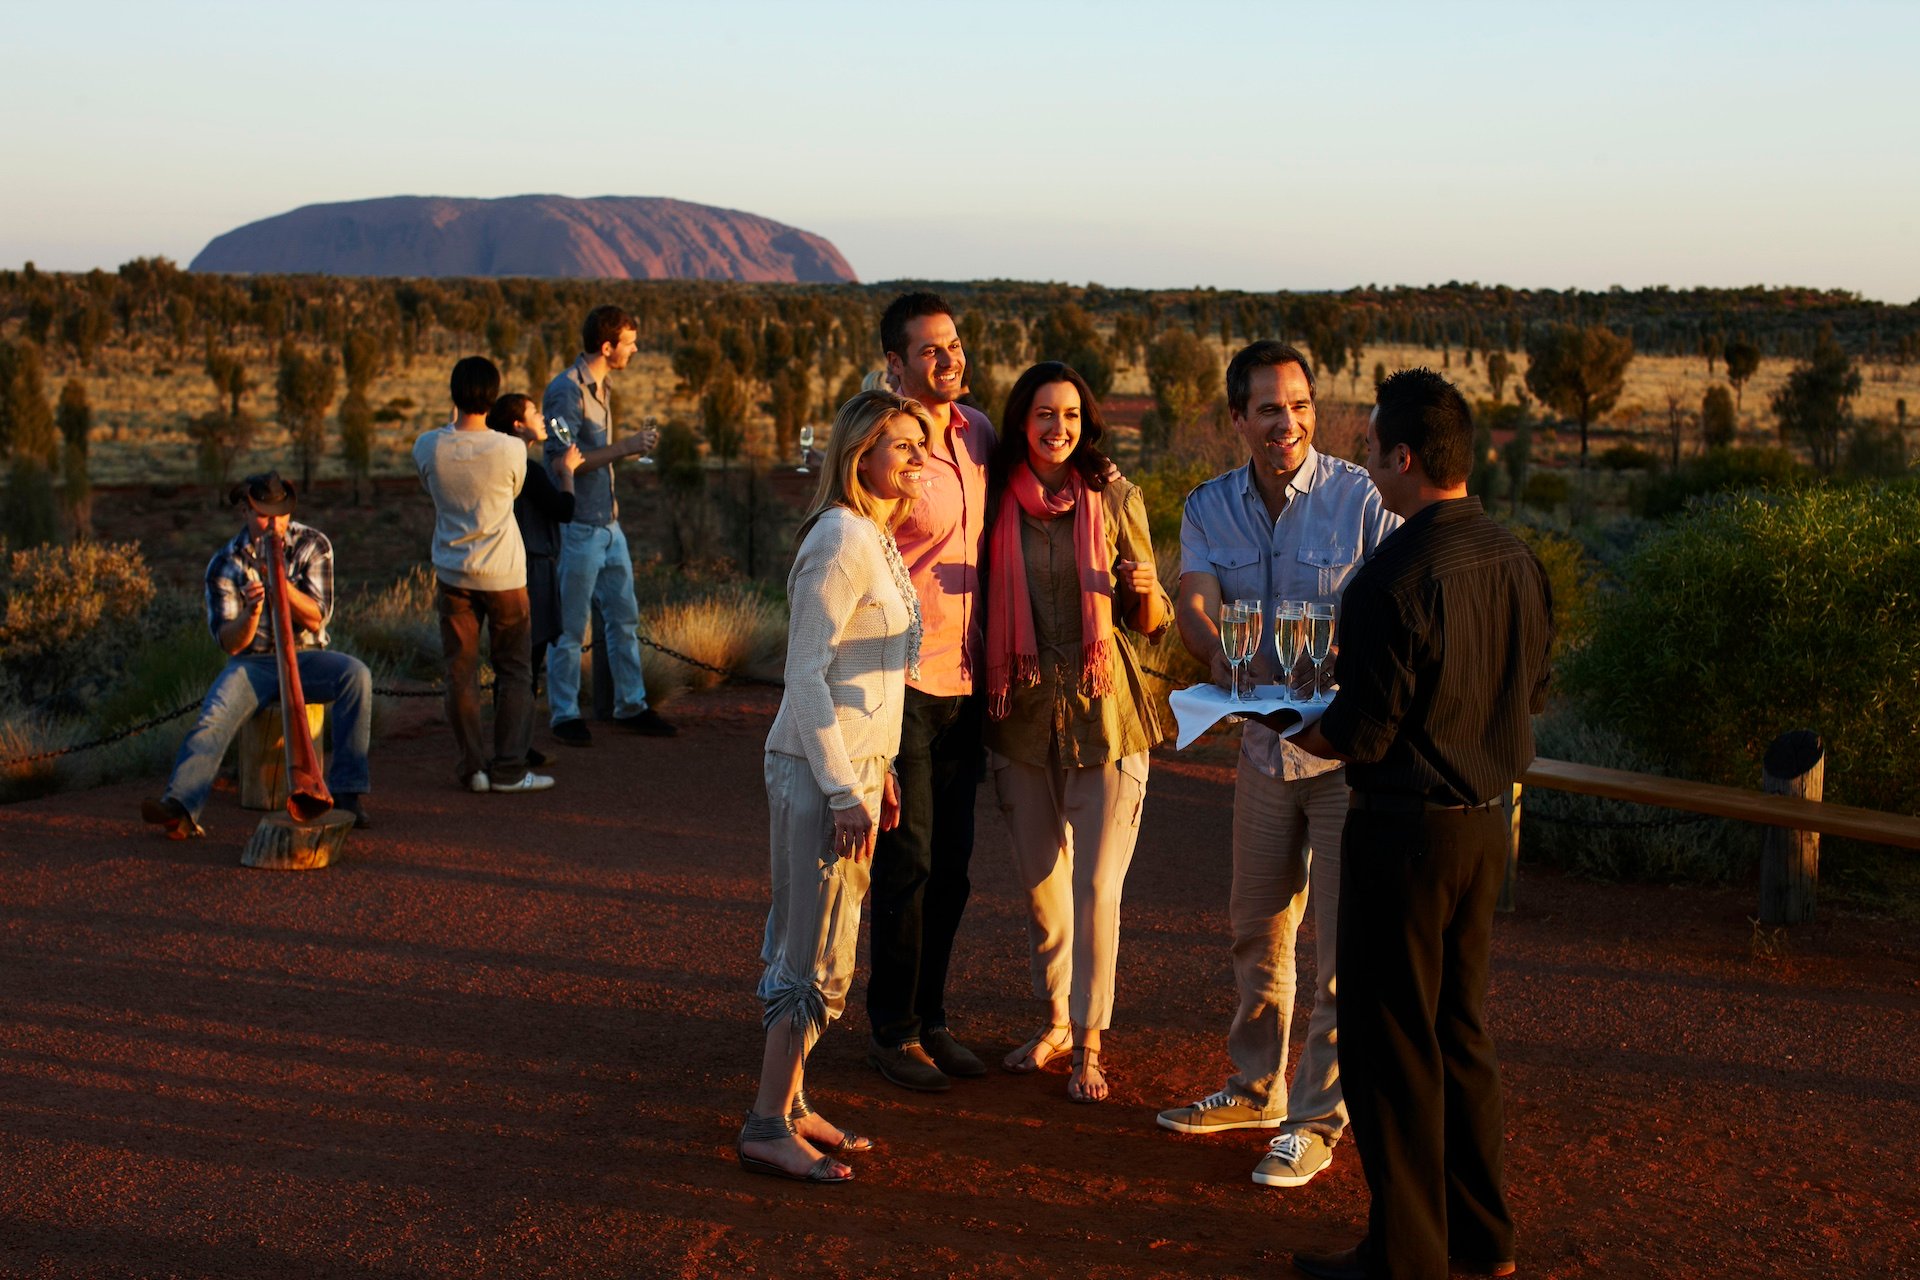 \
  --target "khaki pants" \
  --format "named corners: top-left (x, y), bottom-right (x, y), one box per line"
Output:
top-left (991, 750), bottom-right (1149, 1031)
top-left (1225, 753), bottom-right (1349, 1138)
top-left (758, 751), bottom-right (888, 1043)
